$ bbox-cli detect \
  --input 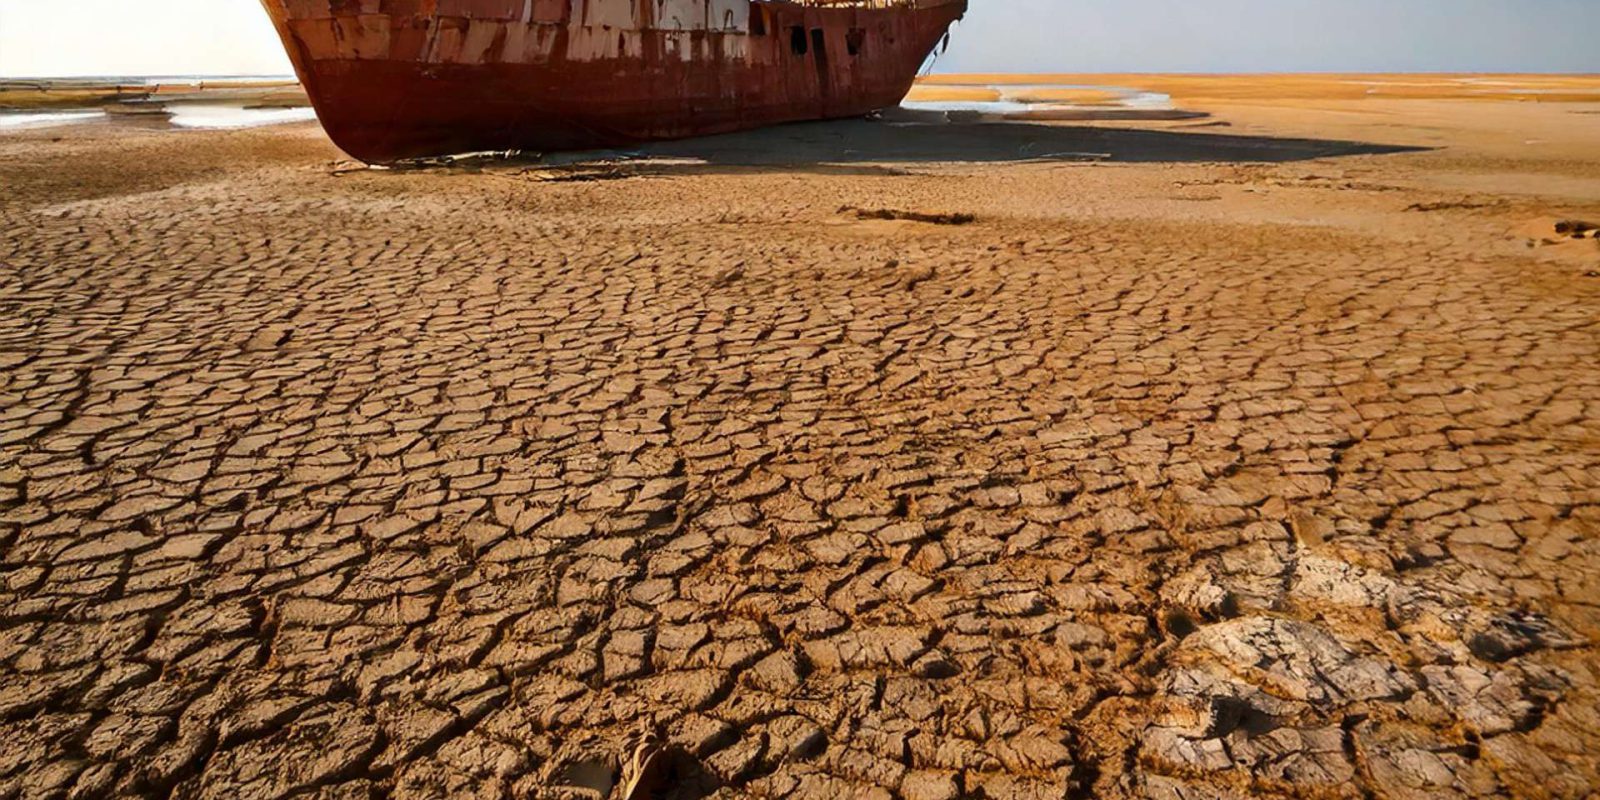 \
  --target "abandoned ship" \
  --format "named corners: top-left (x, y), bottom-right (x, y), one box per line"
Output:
top-left (257, 0), bottom-right (967, 163)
